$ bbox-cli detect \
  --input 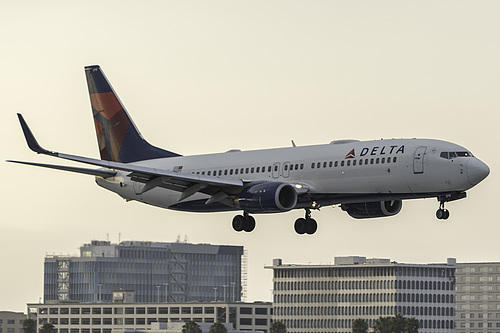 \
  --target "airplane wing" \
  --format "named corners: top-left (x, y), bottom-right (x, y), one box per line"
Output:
top-left (10, 114), bottom-right (245, 204)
